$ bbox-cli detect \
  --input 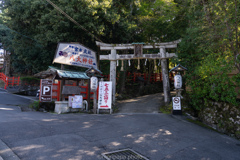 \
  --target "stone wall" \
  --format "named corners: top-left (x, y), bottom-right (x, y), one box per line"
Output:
top-left (198, 101), bottom-right (240, 139)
